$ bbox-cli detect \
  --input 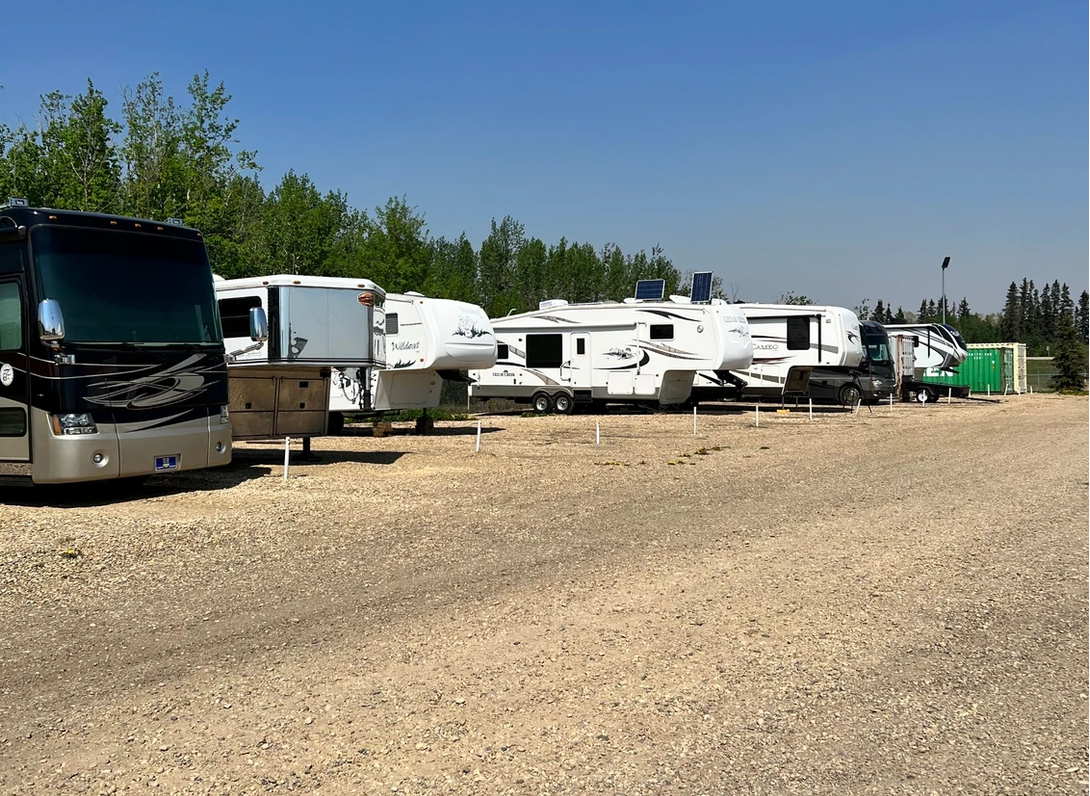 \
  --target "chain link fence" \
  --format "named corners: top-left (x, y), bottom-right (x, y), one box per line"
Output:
top-left (1026, 357), bottom-right (1088, 392)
